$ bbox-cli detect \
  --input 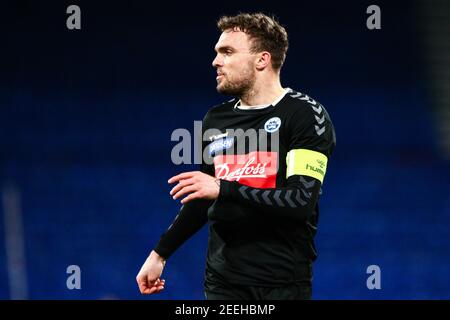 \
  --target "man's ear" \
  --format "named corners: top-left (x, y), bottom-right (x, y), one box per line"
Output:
top-left (255, 52), bottom-right (271, 70)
